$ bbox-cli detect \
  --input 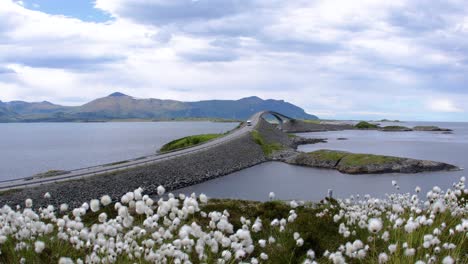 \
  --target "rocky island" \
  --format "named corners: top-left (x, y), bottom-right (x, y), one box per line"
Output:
top-left (283, 150), bottom-right (458, 174)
